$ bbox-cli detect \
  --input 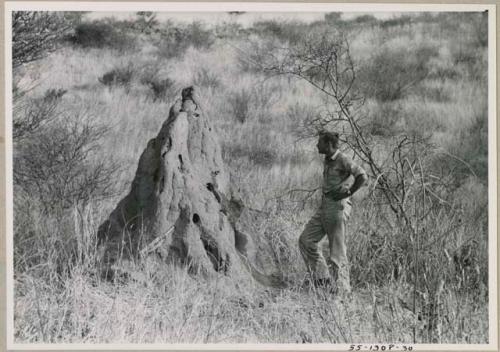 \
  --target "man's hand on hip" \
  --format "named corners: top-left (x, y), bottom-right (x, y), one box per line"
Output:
top-left (329, 191), bottom-right (350, 201)
top-left (328, 185), bottom-right (351, 201)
